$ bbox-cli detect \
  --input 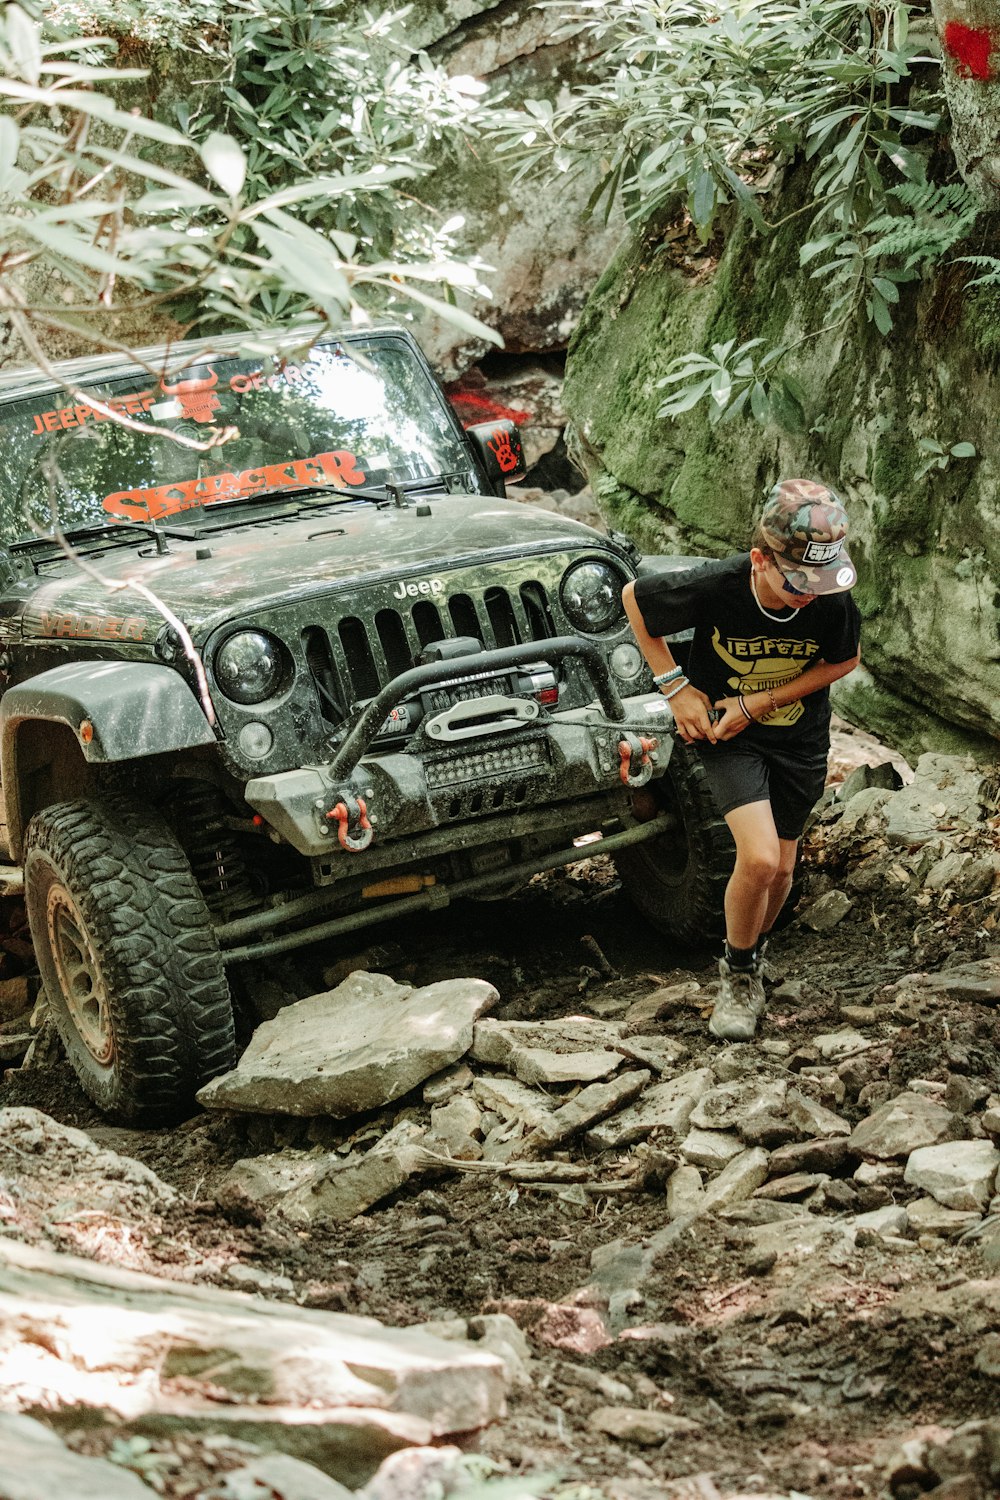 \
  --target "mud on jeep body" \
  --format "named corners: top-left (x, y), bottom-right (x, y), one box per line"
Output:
top-left (0, 327), bottom-right (732, 1121)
